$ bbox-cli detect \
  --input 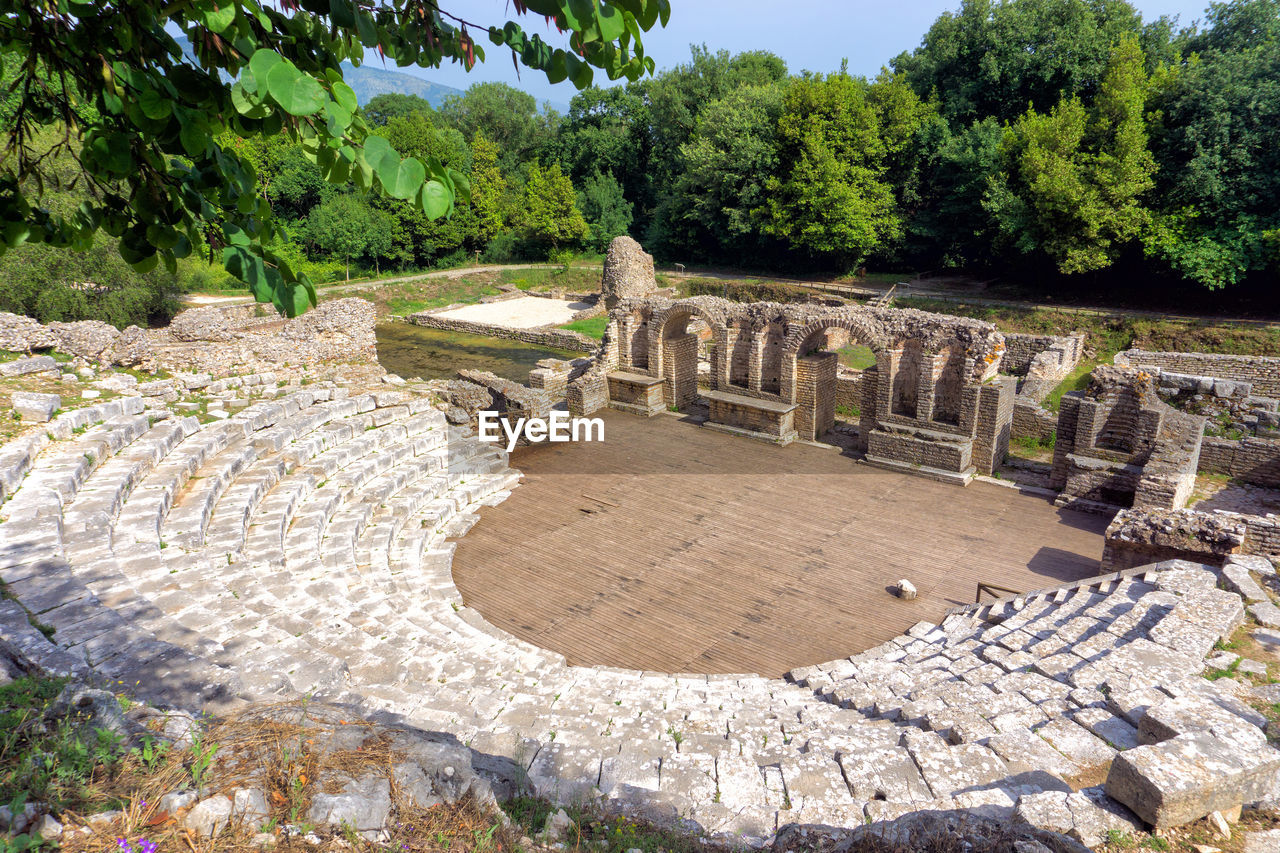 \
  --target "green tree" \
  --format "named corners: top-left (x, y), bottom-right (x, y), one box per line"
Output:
top-left (765, 73), bottom-right (899, 265)
top-left (900, 116), bottom-right (1006, 267)
top-left (658, 82), bottom-right (785, 260)
top-left (1143, 3), bottom-right (1280, 288)
top-left (0, 0), bottom-right (670, 314)
top-left (988, 37), bottom-right (1156, 273)
top-left (306, 195), bottom-right (376, 281)
top-left (363, 93), bottom-right (435, 127)
top-left (553, 85), bottom-right (650, 211)
top-left (893, 0), bottom-right (1149, 125)
top-left (438, 82), bottom-right (558, 174)
top-left (577, 171), bottom-right (634, 253)
top-left (519, 162), bottom-right (589, 253)
top-left (465, 134), bottom-right (509, 249)
top-left (382, 113), bottom-right (471, 171)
